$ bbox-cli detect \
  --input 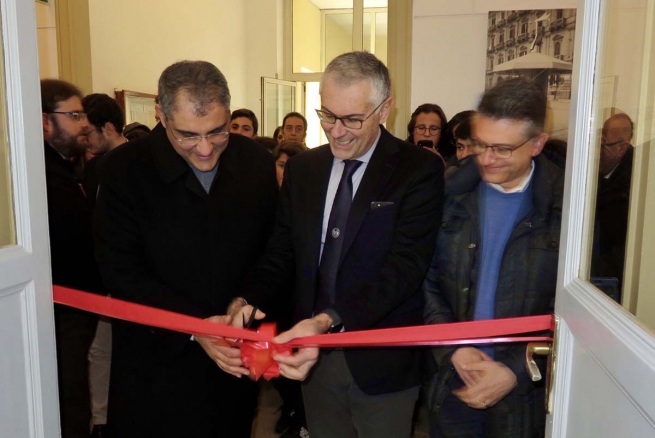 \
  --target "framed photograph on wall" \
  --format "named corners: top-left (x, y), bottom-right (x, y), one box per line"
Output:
top-left (486, 9), bottom-right (576, 140)
top-left (114, 89), bottom-right (157, 129)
